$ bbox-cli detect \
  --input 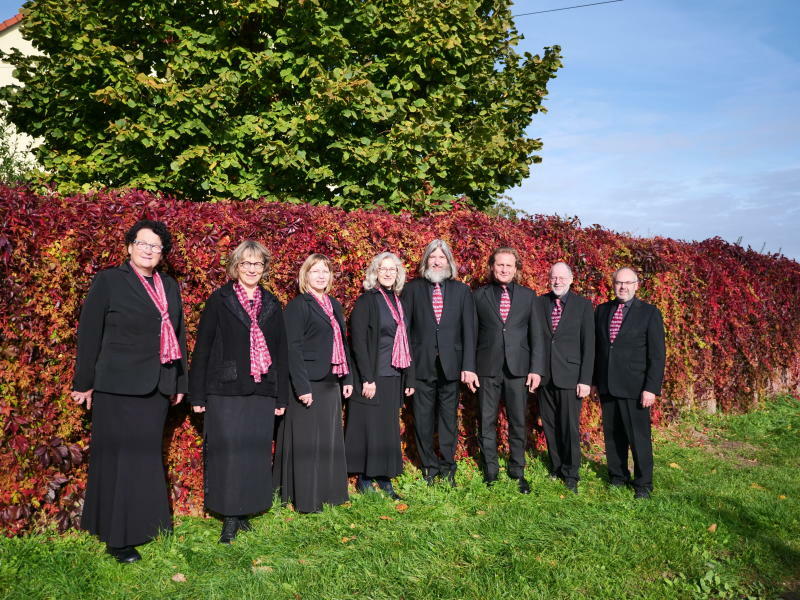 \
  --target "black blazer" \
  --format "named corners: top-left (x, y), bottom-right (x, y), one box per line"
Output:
top-left (72, 261), bottom-right (188, 396)
top-left (474, 282), bottom-right (545, 378)
top-left (189, 281), bottom-right (290, 407)
top-left (284, 292), bottom-right (354, 397)
top-left (537, 290), bottom-right (595, 389)
top-left (349, 289), bottom-right (415, 404)
top-left (593, 297), bottom-right (666, 398)
top-left (401, 277), bottom-right (477, 382)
